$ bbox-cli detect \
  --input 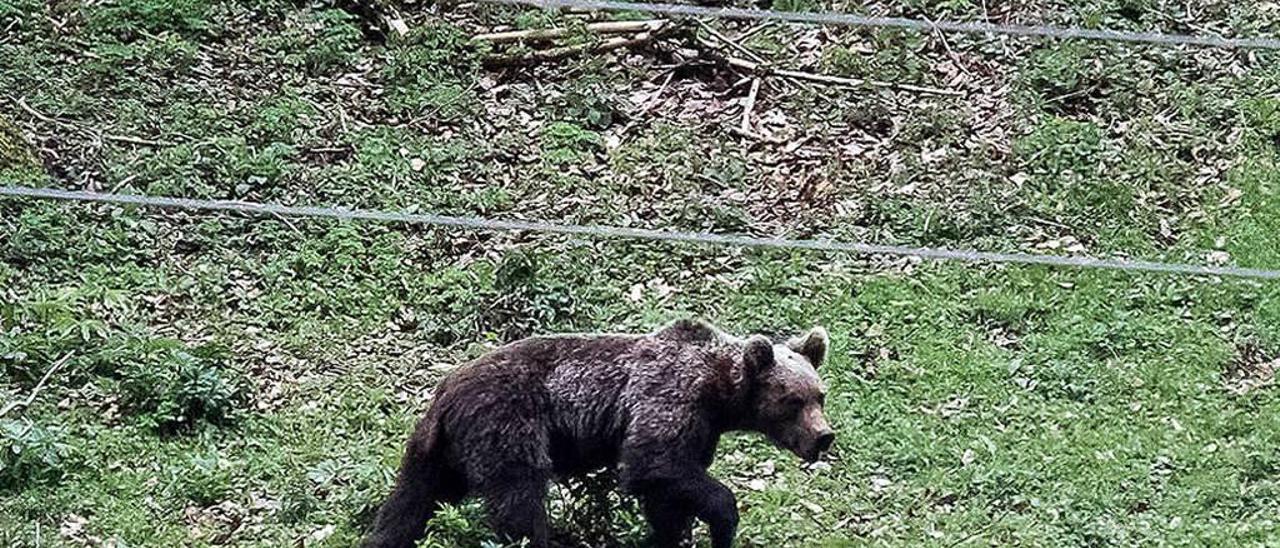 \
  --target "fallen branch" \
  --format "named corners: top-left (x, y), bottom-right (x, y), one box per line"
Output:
top-left (724, 56), bottom-right (962, 96)
top-left (735, 23), bottom-right (773, 44)
top-left (484, 25), bottom-right (674, 66)
top-left (0, 353), bottom-right (73, 419)
top-left (697, 21), bottom-right (766, 64)
top-left (473, 20), bottom-right (669, 43)
top-left (730, 78), bottom-right (780, 143)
